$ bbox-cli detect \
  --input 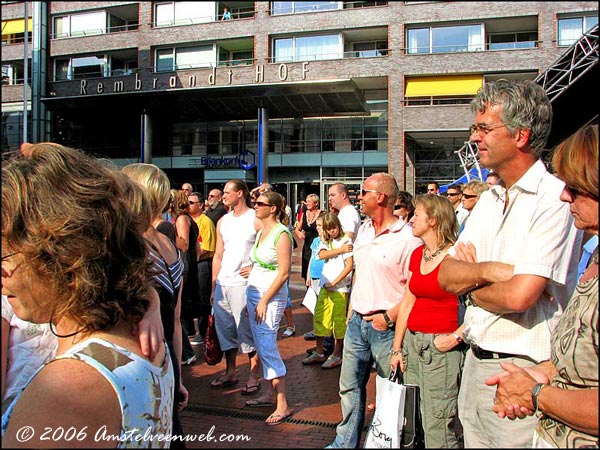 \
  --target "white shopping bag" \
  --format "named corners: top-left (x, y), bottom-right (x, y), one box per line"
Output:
top-left (301, 286), bottom-right (318, 314)
top-left (364, 372), bottom-right (406, 448)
